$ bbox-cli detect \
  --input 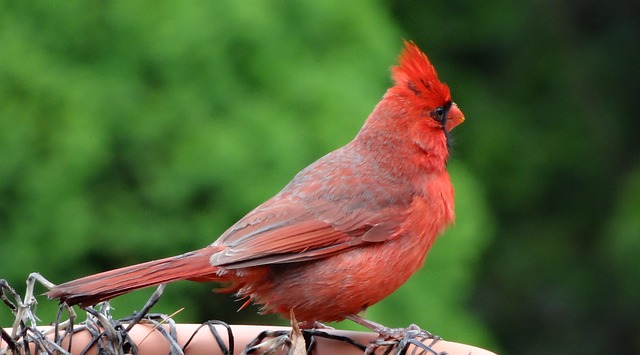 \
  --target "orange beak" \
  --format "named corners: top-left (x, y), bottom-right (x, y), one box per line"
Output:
top-left (445, 102), bottom-right (465, 132)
